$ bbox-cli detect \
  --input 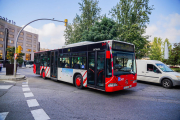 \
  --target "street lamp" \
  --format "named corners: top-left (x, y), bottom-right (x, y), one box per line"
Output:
top-left (14, 18), bottom-right (68, 76)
